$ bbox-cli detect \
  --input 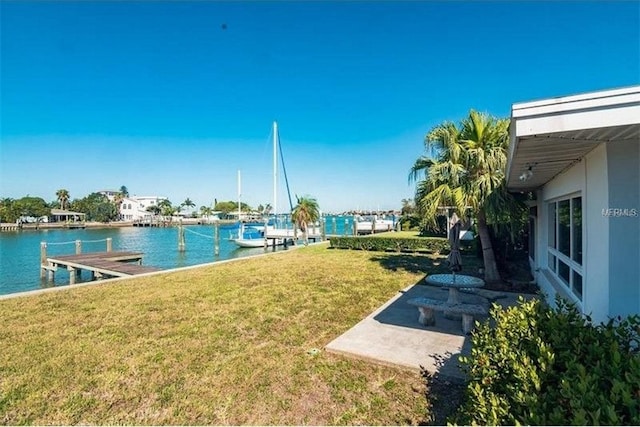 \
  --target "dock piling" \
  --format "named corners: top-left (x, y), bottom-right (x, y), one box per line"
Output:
top-left (68, 267), bottom-right (77, 285)
top-left (40, 242), bottom-right (47, 279)
top-left (178, 219), bottom-right (185, 252)
top-left (75, 240), bottom-right (82, 254)
top-left (214, 222), bottom-right (220, 256)
top-left (106, 238), bottom-right (112, 252)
